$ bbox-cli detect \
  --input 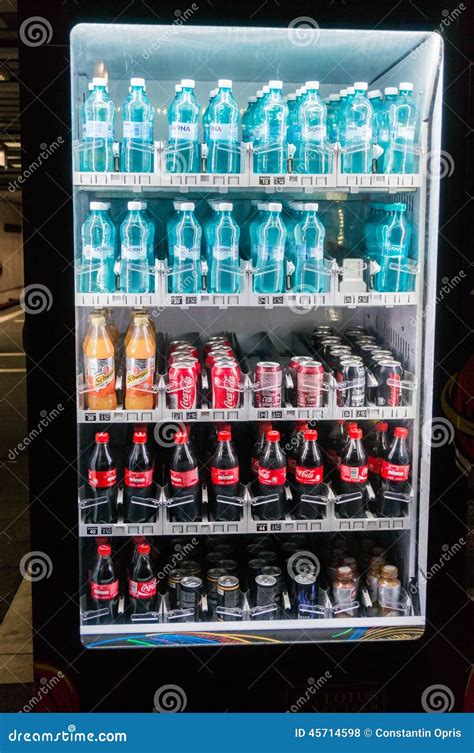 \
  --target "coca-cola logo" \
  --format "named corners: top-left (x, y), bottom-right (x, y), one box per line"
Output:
top-left (179, 375), bottom-right (194, 409)
top-left (298, 468), bottom-right (316, 479)
top-left (138, 580), bottom-right (156, 595)
top-left (223, 374), bottom-right (236, 408)
top-left (259, 468), bottom-right (272, 481)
